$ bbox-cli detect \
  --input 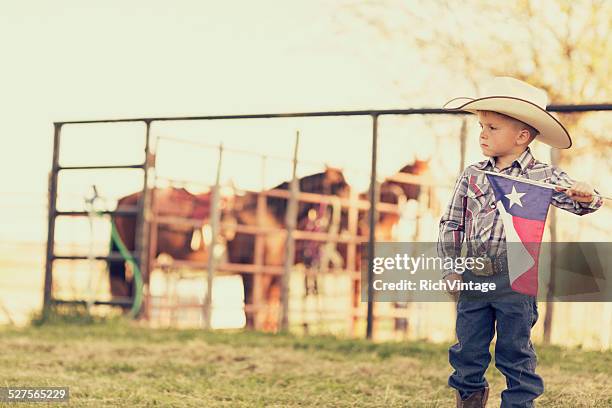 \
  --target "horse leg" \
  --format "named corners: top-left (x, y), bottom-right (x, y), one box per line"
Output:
top-left (263, 275), bottom-right (281, 332)
top-left (108, 239), bottom-right (133, 311)
top-left (263, 230), bottom-right (285, 332)
top-left (241, 272), bottom-right (255, 329)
